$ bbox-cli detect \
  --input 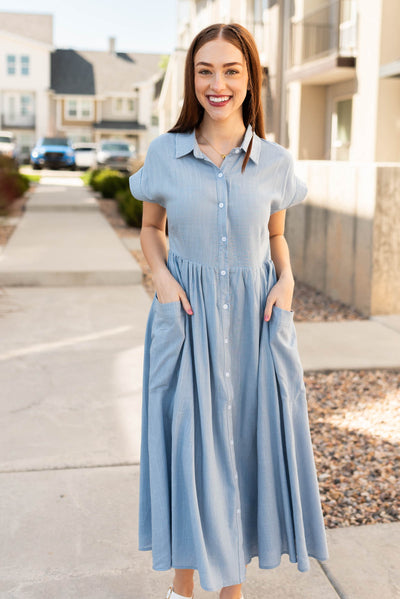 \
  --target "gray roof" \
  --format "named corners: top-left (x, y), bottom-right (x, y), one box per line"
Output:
top-left (51, 49), bottom-right (165, 95)
top-left (0, 11), bottom-right (53, 45)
